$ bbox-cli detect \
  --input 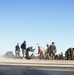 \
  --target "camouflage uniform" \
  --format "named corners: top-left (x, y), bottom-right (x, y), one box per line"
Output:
top-left (65, 48), bottom-right (73, 60)
top-left (46, 44), bottom-right (51, 59)
top-left (50, 42), bottom-right (57, 60)
top-left (15, 43), bottom-right (20, 59)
